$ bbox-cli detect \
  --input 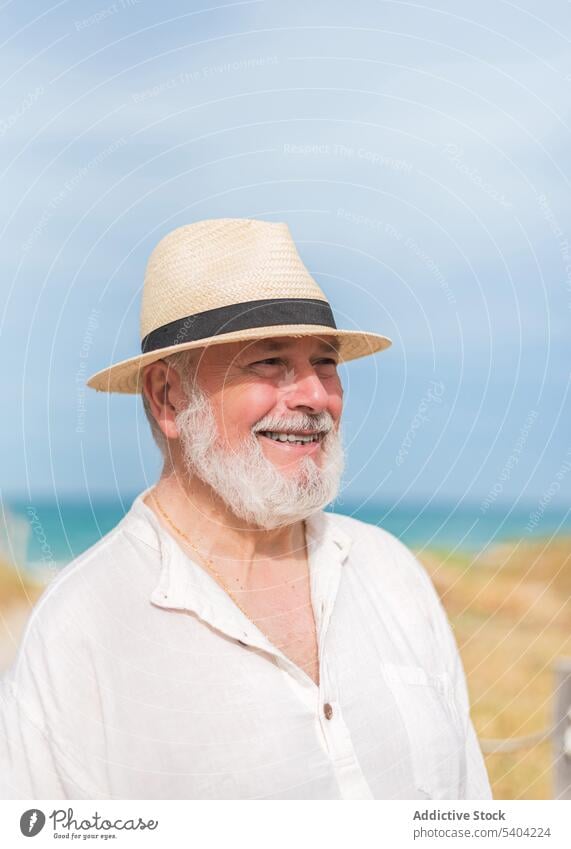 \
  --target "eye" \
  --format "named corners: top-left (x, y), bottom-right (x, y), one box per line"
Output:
top-left (252, 358), bottom-right (284, 366)
top-left (314, 358), bottom-right (339, 373)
